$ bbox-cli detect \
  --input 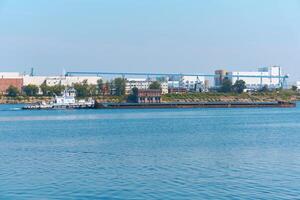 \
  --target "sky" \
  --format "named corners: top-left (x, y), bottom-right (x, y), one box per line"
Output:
top-left (0, 0), bottom-right (299, 81)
